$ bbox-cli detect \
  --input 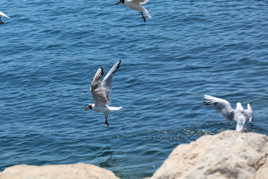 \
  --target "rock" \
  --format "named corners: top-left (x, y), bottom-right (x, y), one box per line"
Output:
top-left (151, 130), bottom-right (268, 179)
top-left (0, 163), bottom-right (119, 179)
